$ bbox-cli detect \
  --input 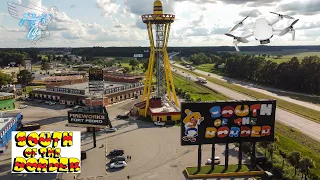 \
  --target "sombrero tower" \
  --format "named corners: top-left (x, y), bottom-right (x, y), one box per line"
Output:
top-left (140, 0), bottom-right (179, 117)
